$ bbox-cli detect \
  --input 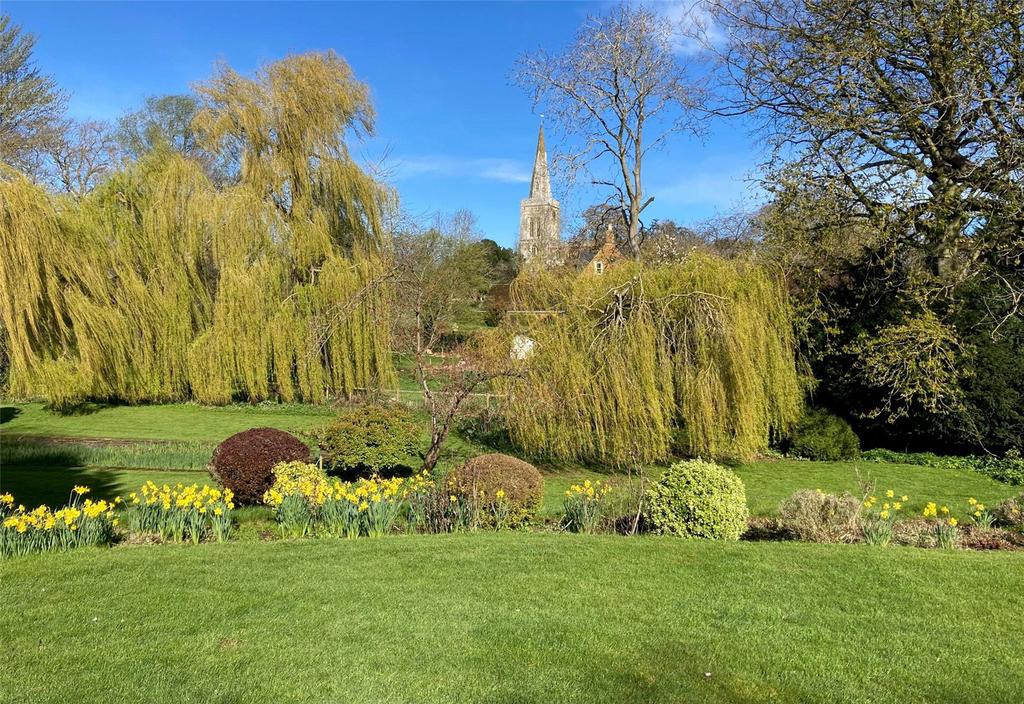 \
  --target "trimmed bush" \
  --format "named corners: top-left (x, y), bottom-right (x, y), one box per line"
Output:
top-left (450, 453), bottom-right (543, 528)
top-left (315, 403), bottom-right (419, 474)
top-left (787, 409), bottom-right (860, 461)
top-left (643, 459), bottom-right (748, 540)
top-left (778, 489), bottom-right (862, 543)
top-left (209, 428), bottom-right (310, 505)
